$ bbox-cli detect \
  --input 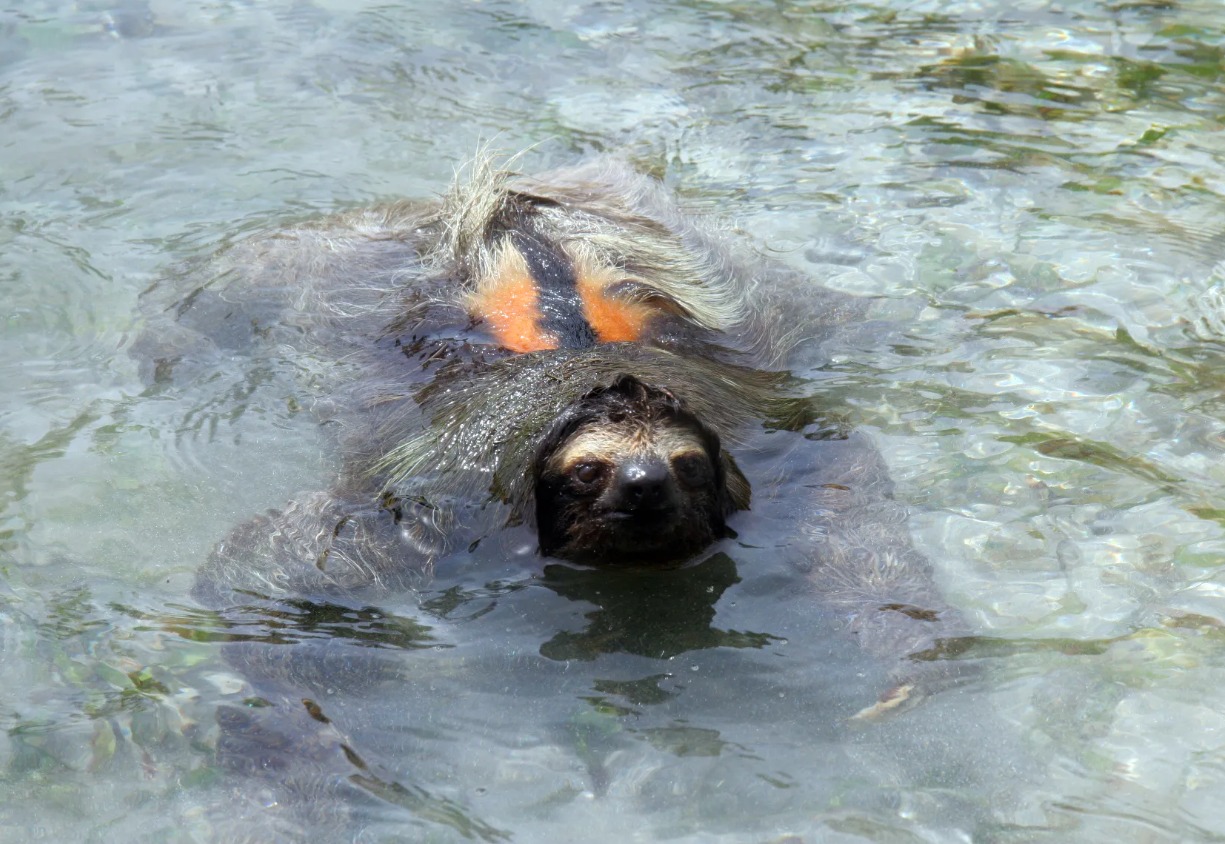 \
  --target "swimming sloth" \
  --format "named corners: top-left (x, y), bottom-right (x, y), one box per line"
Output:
top-left (136, 154), bottom-right (948, 674)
